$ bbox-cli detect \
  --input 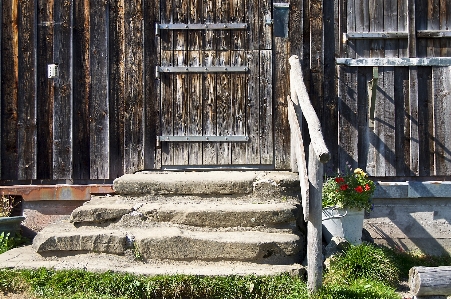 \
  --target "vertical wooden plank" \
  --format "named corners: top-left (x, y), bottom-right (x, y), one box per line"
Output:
top-left (395, 67), bottom-right (410, 176)
top-left (109, 0), bottom-right (126, 177)
top-left (338, 0), bottom-right (358, 171)
top-left (173, 0), bottom-right (189, 165)
top-left (338, 66), bottom-right (358, 171)
top-left (309, 0), bottom-right (324, 164)
top-left (433, 67), bottom-right (451, 175)
top-left (18, 0), bottom-right (37, 180)
top-left (273, 39), bottom-right (290, 169)
top-left (160, 0), bottom-right (174, 166)
top-left (258, 0), bottom-right (272, 165)
top-left (2, 0), bottom-right (19, 179)
top-left (427, 0), bottom-right (440, 58)
top-left (259, 0), bottom-right (272, 50)
top-left (202, 0), bottom-right (217, 165)
top-left (355, 0), bottom-right (370, 58)
top-left (36, 0), bottom-right (54, 179)
top-left (90, 0), bottom-right (109, 178)
top-left (244, 0), bottom-right (259, 164)
top-left (231, 0), bottom-right (248, 165)
top-left (397, 0), bottom-right (410, 176)
top-left (216, 0), bottom-right (232, 164)
top-left (398, 0), bottom-right (408, 58)
top-left (365, 0), bottom-right (383, 175)
top-left (259, 50), bottom-right (273, 164)
top-left (144, 0), bottom-right (160, 169)
top-left (53, 0), bottom-right (73, 179)
top-left (73, 0), bottom-right (90, 179)
top-left (408, 0), bottom-right (419, 175)
top-left (187, 0), bottom-right (202, 165)
top-left (123, 0), bottom-right (145, 172)
top-left (246, 50), bottom-right (260, 164)
top-left (439, 0), bottom-right (451, 56)
top-left (416, 0), bottom-right (427, 58)
top-left (376, 0), bottom-right (396, 176)
top-left (323, 0), bottom-right (338, 173)
top-left (417, 66), bottom-right (433, 176)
